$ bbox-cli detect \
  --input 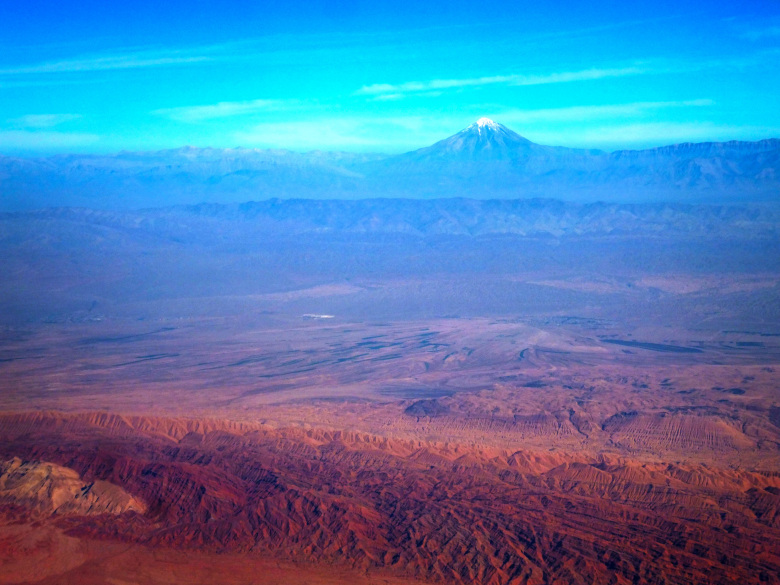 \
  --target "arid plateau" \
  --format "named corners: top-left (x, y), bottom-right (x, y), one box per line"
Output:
top-left (2, 190), bottom-right (780, 584)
